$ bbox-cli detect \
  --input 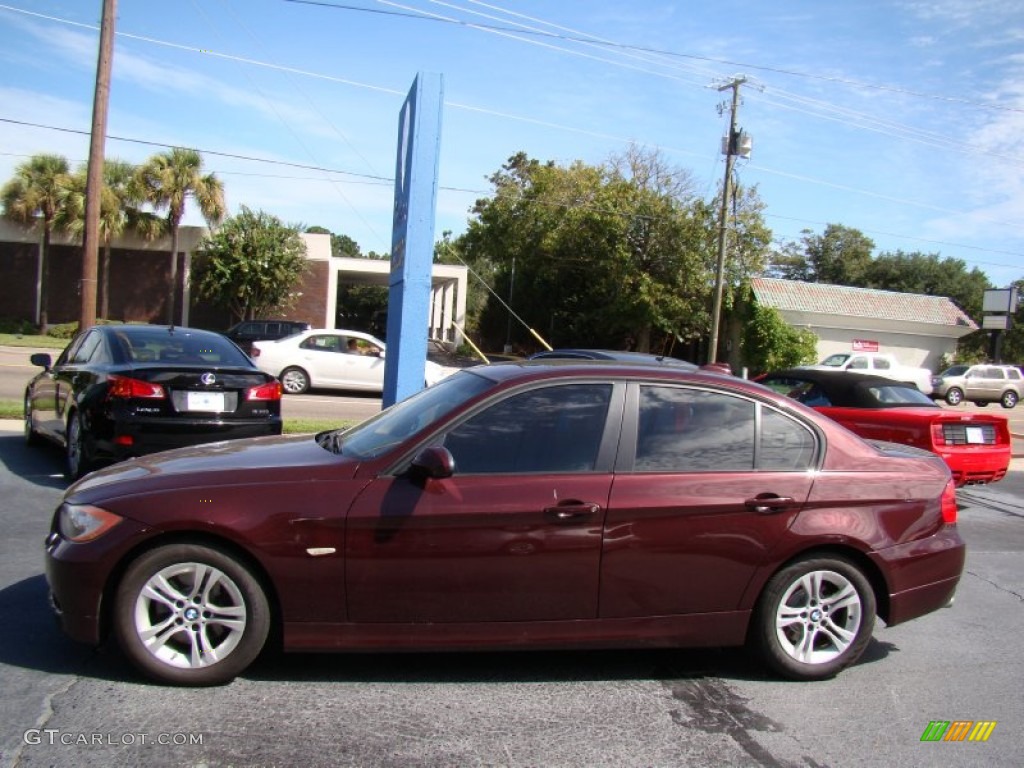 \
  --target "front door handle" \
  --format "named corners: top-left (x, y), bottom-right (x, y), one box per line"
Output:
top-left (745, 494), bottom-right (798, 514)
